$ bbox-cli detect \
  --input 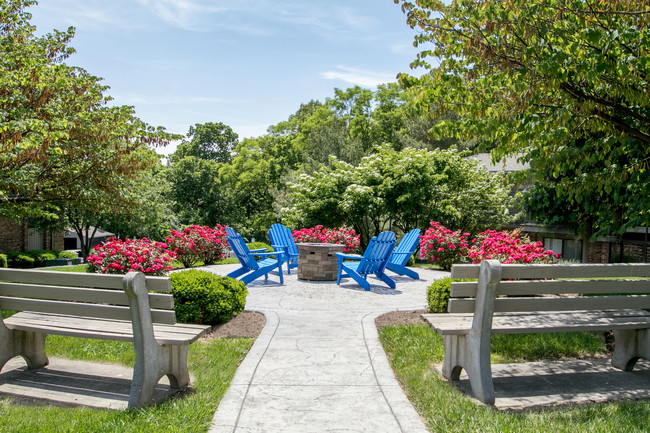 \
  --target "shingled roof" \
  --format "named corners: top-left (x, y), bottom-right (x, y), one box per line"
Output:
top-left (468, 153), bottom-right (530, 173)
